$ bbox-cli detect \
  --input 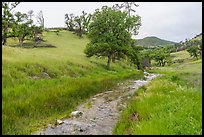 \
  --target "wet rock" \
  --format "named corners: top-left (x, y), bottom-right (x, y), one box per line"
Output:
top-left (144, 71), bottom-right (149, 76)
top-left (92, 98), bottom-right (97, 100)
top-left (78, 127), bottom-right (84, 132)
top-left (106, 91), bottom-right (113, 93)
top-left (57, 120), bottom-right (64, 125)
top-left (109, 113), bottom-right (114, 116)
top-left (42, 72), bottom-right (51, 78)
top-left (90, 119), bottom-right (96, 122)
top-left (91, 123), bottom-right (96, 127)
top-left (48, 124), bottom-right (52, 127)
top-left (32, 76), bottom-right (40, 80)
top-left (71, 111), bottom-right (83, 118)
top-left (94, 93), bottom-right (103, 97)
